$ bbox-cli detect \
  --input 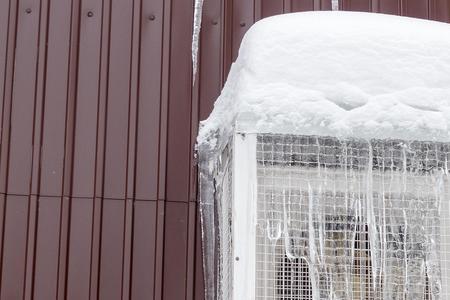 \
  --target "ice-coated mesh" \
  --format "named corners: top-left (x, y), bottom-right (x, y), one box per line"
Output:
top-left (216, 143), bottom-right (233, 299)
top-left (255, 134), bottom-right (450, 300)
top-left (198, 138), bottom-right (233, 300)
